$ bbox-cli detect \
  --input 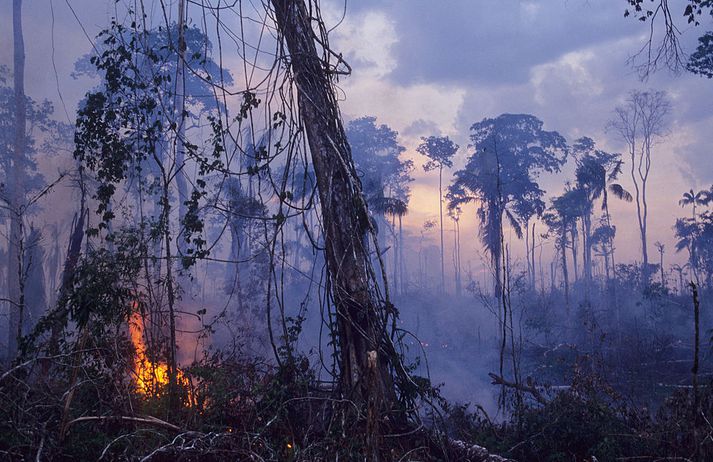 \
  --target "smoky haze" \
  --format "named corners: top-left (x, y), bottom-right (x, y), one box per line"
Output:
top-left (2, 1), bottom-right (713, 460)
